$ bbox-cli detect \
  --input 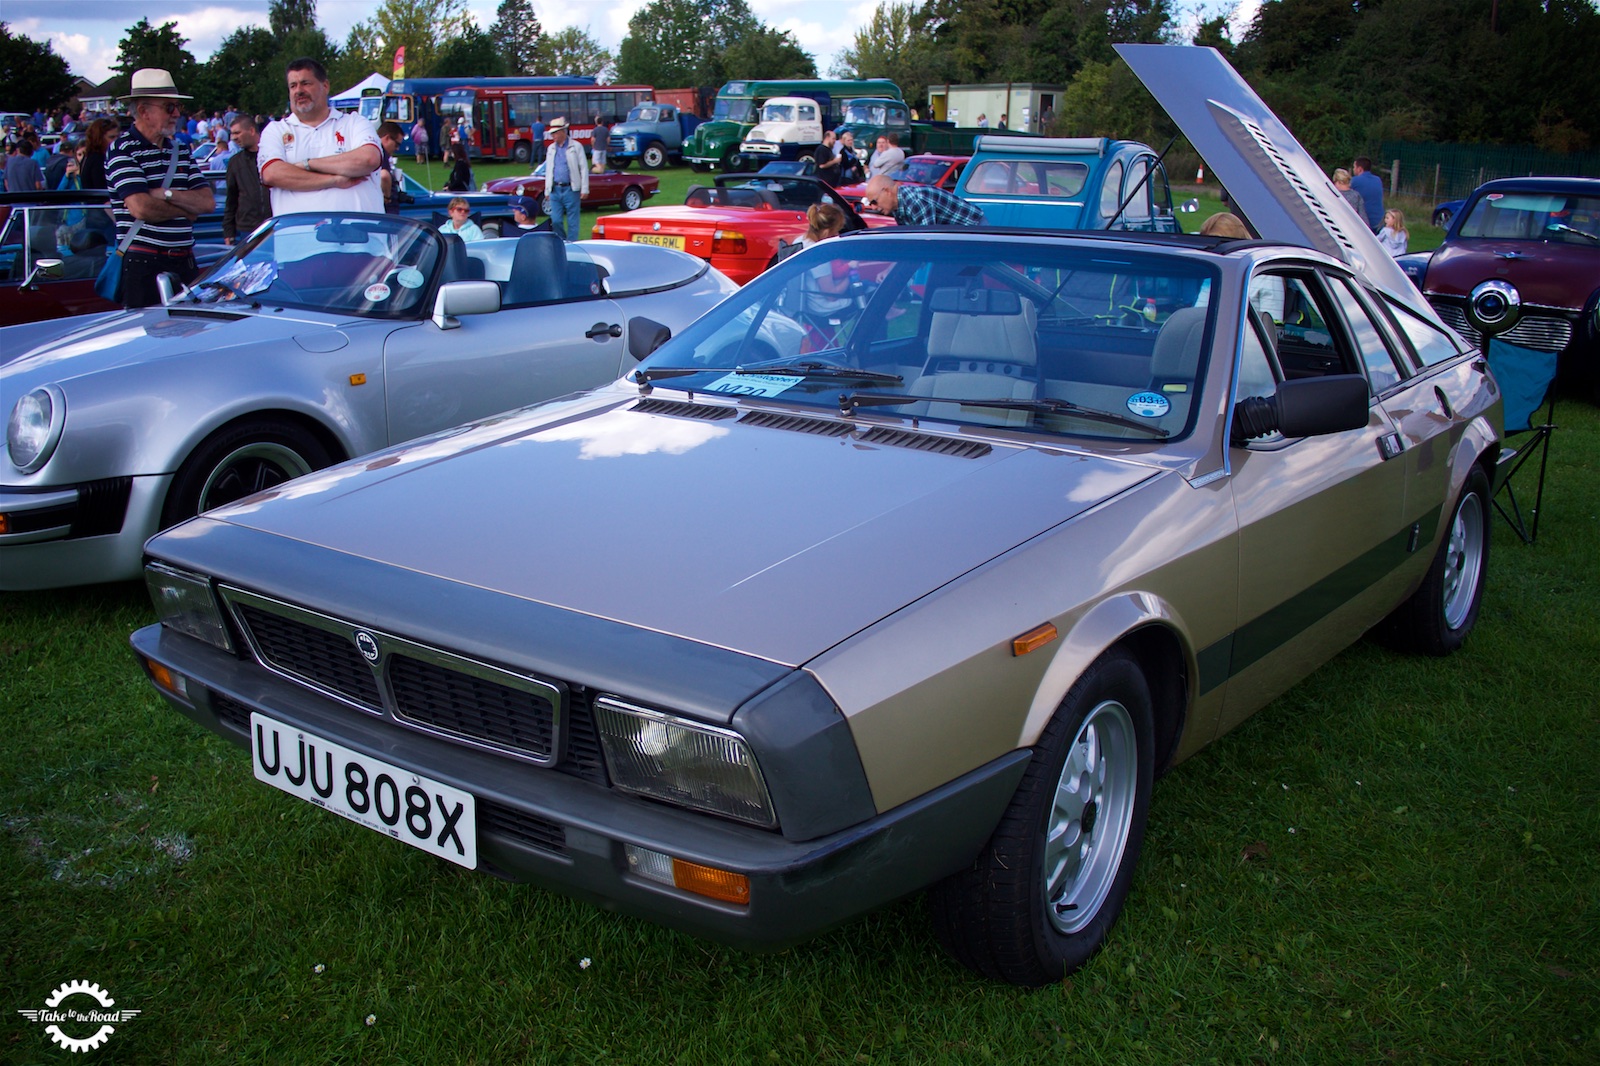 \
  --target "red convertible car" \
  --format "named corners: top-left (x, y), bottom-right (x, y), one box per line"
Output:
top-left (835, 154), bottom-right (969, 208)
top-left (592, 174), bottom-right (891, 285)
top-left (482, 164), bottom-right (659, 214)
